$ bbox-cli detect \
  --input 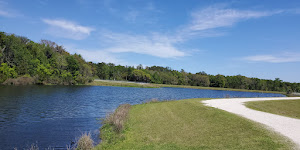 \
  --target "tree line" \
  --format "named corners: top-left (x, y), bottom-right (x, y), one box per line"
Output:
top-left (1, 32), bottom-right (299, 93)
top-left (94, 63), bottom-right (300, 93)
